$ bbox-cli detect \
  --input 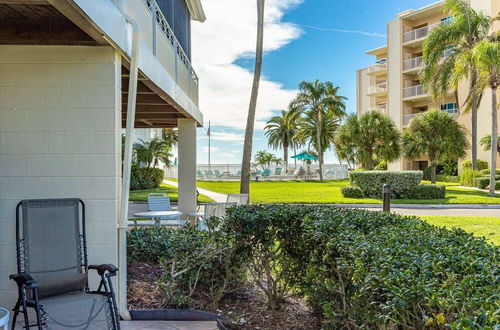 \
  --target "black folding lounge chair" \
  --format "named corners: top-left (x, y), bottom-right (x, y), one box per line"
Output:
top-left (10, 199), bottom-right (120, 329)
